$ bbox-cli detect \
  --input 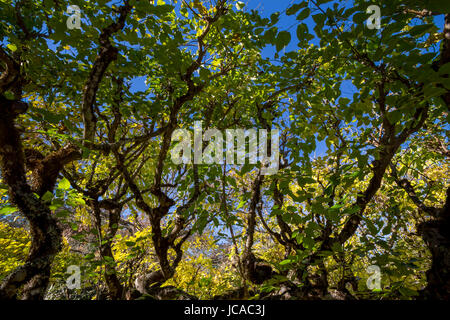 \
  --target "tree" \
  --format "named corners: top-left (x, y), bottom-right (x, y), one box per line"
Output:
top-left (0, 0), bottom-right (448, 300)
